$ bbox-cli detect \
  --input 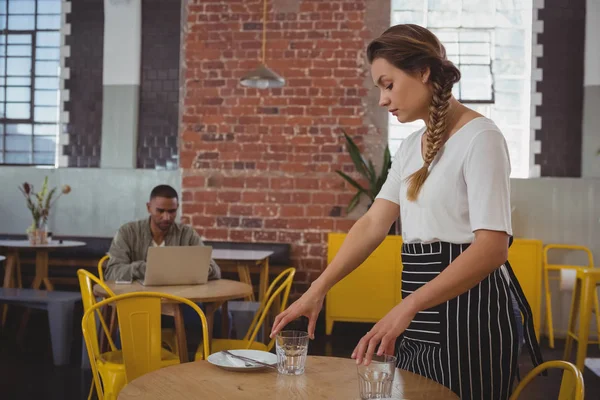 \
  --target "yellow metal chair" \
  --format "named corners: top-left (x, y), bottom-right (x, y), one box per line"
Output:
top-left (564, 268), bottom-right (600, 371)
top-left (195, 267), bottom-right (295, 360)
top-left (543, 244), bottom-right (600, 348)
top-left (510, 360), bottom-right (584, 400)
top-left (95, 255), bottom-right (179, 354)
top-left (97, 254), bottom-right (109, 282)
top-left (81, 291), bottom-right (209, 400)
